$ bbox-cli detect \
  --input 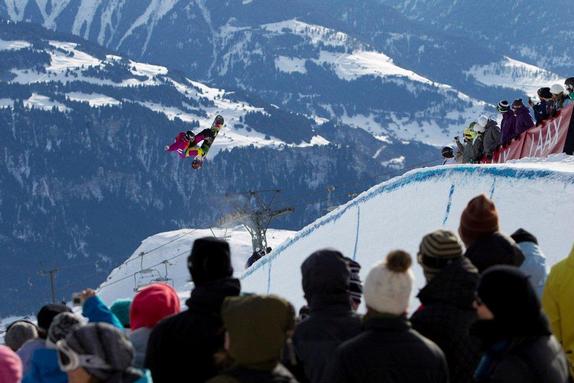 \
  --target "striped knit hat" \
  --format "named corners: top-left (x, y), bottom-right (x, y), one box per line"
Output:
top-left (497, 100), bottom-right (509, 113)
top-left (418, 230), bottom-right (463, 279)
top-left (345, 257), bottom-right (363, 308)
